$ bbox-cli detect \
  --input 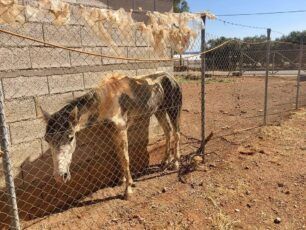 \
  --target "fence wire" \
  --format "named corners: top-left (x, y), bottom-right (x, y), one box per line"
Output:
top-left (0, 2), bottom-right (205, 229)
top-left (0, 2), bottom-right (306, 229)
